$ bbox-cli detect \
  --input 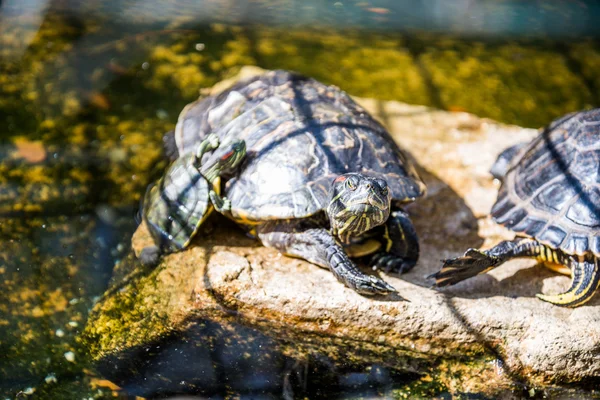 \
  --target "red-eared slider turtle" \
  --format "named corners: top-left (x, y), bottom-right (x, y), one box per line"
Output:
top-left (431, 109), bottom-right (600, 307)
top-left (140, 134), bottom-right (245, 264)
top-left (163, 70), bottom-right (426, 295)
